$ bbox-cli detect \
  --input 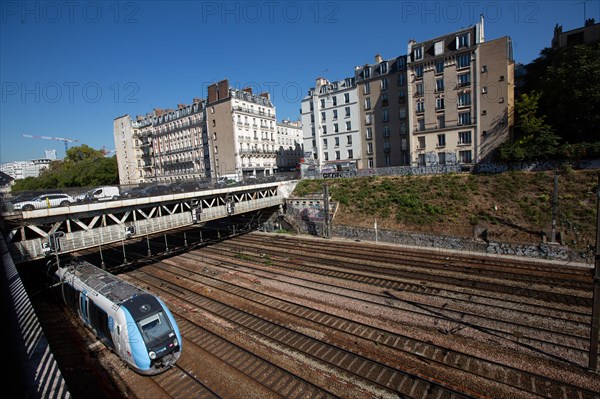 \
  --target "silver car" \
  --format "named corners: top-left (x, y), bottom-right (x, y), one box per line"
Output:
top-left (12, 193), bottom-right (76, 211)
